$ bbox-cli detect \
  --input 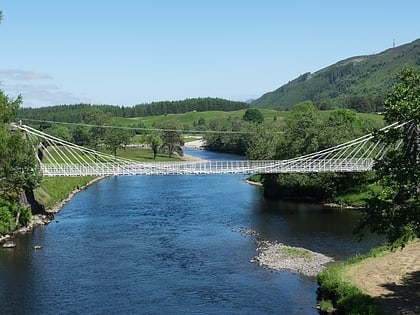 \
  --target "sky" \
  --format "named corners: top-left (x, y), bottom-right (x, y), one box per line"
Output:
top-left (0, 1), bottom-right (419, 108)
